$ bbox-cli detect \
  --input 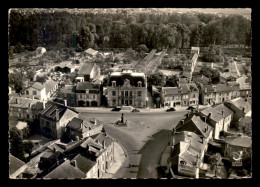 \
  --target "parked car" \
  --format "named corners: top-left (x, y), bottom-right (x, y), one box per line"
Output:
top-left (132, 108), bottom-right (140, 112)
top-left (187, 106), bottom-right (196, 110)
top-left (111, 107), bottom-right (121, 111)
top-left (166, 107), bottom-right (176, 112)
